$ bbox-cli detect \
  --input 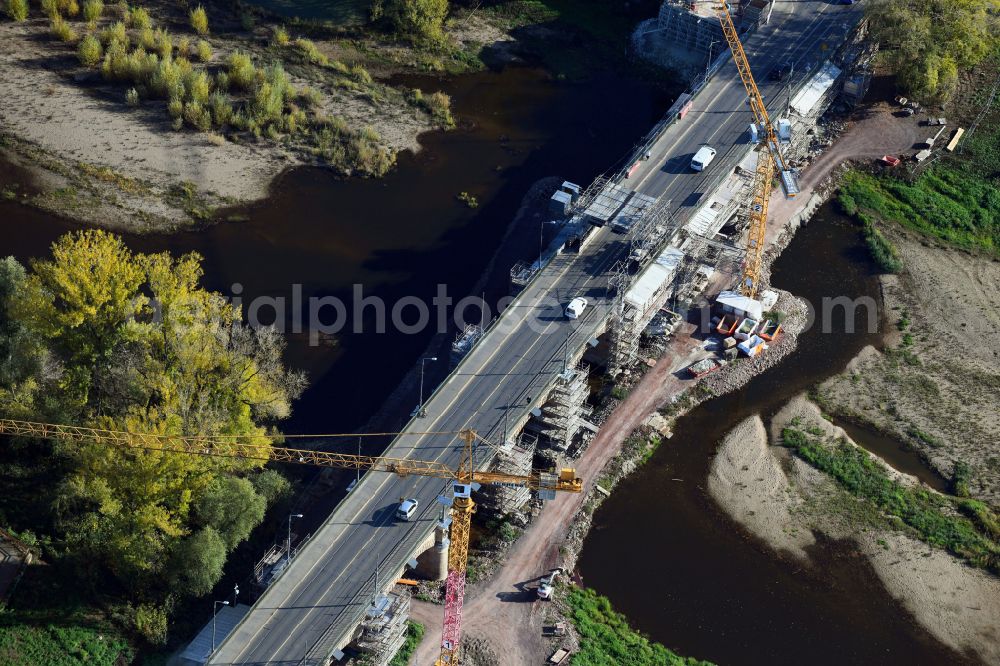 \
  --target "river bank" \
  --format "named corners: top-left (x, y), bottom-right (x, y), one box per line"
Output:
top-left (0, 0), bottom-right (506, 231)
